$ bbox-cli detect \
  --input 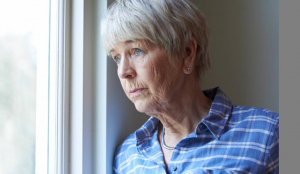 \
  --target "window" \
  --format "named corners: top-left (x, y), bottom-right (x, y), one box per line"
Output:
top-left (1, 1), bottom-right (146, 174)
top-left (0, 0), bottom-right (69, 173)
top-left (0, 0), bottom-right (49, 173)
